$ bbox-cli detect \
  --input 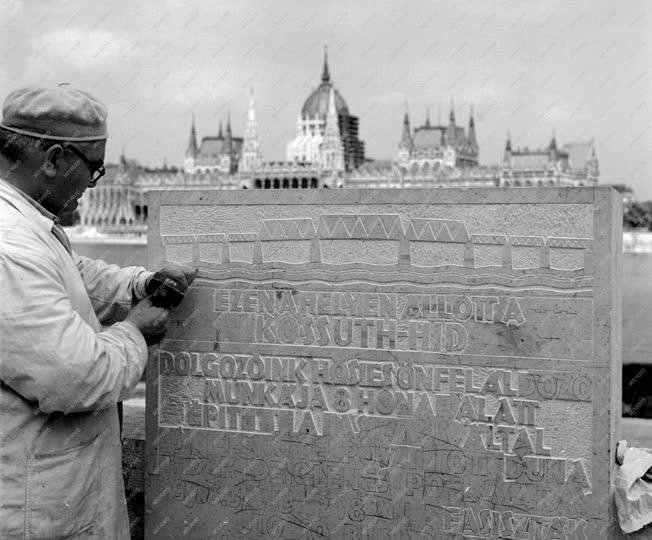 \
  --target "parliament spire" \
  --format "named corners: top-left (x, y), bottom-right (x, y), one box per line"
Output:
top-left (321, 45), bottom-right (330, 84)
